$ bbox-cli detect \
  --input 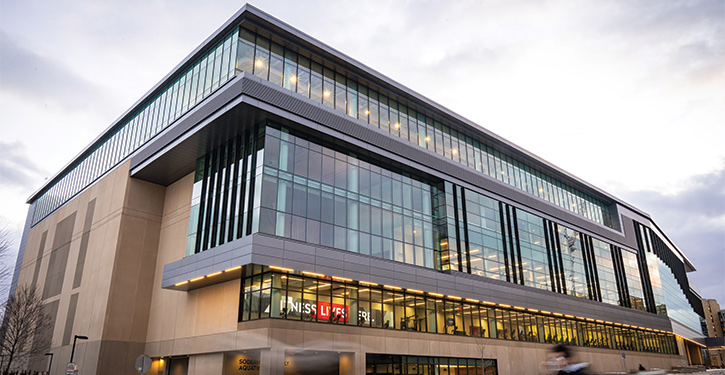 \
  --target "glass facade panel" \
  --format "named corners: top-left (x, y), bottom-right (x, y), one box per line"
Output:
top-left (592, 238), bottom-right (620, 306)
top-left (463, 189), bottom-right (505, 280)
top-left (516, 209), bottom-right (551, 290)
top-left (621, 250), bottom-right (646, 311)
top-left (556, 225), bottom-right (588, 299)
top-left (269, 42), bottom-right (284, 86)
top-left (296, 56), bottom-right (310, 97)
